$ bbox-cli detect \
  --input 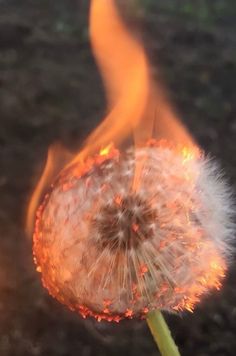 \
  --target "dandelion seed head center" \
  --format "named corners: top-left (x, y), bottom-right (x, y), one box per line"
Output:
top-left (93, 194), bottom-right (157, 250)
